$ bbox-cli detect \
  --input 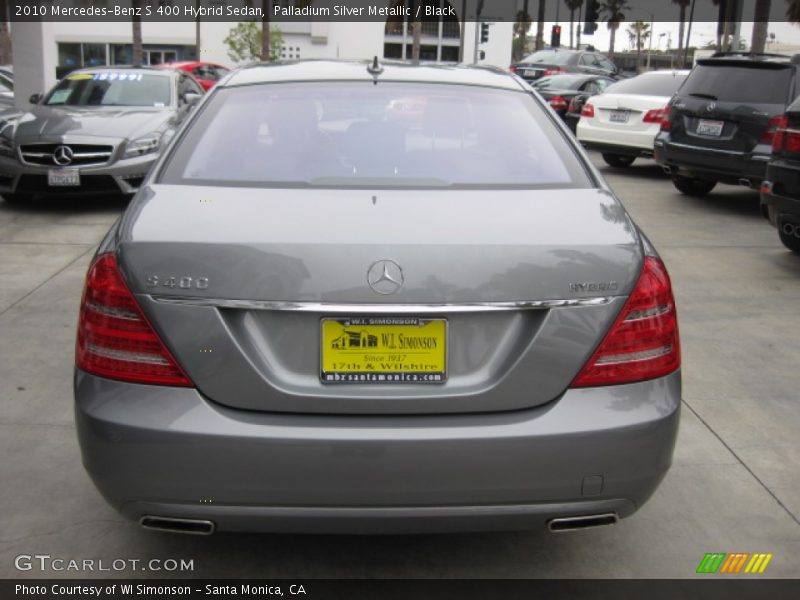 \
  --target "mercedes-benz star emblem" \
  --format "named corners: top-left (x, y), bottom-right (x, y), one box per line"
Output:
top-left (706, 102), bottom-right (717, 113)
top-left (366, 259), bottom-right (404, 295)
top-left (53, 145), bottom-right (74, 166)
